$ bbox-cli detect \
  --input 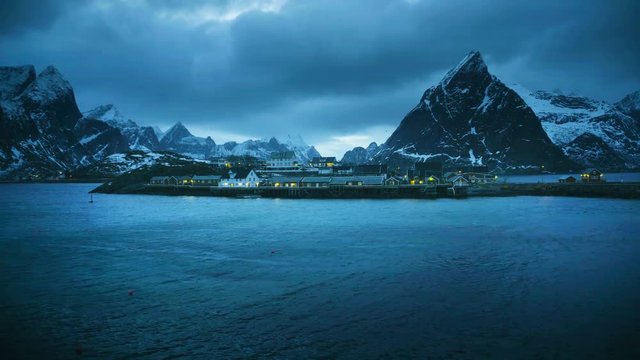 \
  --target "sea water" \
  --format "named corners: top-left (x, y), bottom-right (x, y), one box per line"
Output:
top-left (1, 184), bottom-right (639, 358)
